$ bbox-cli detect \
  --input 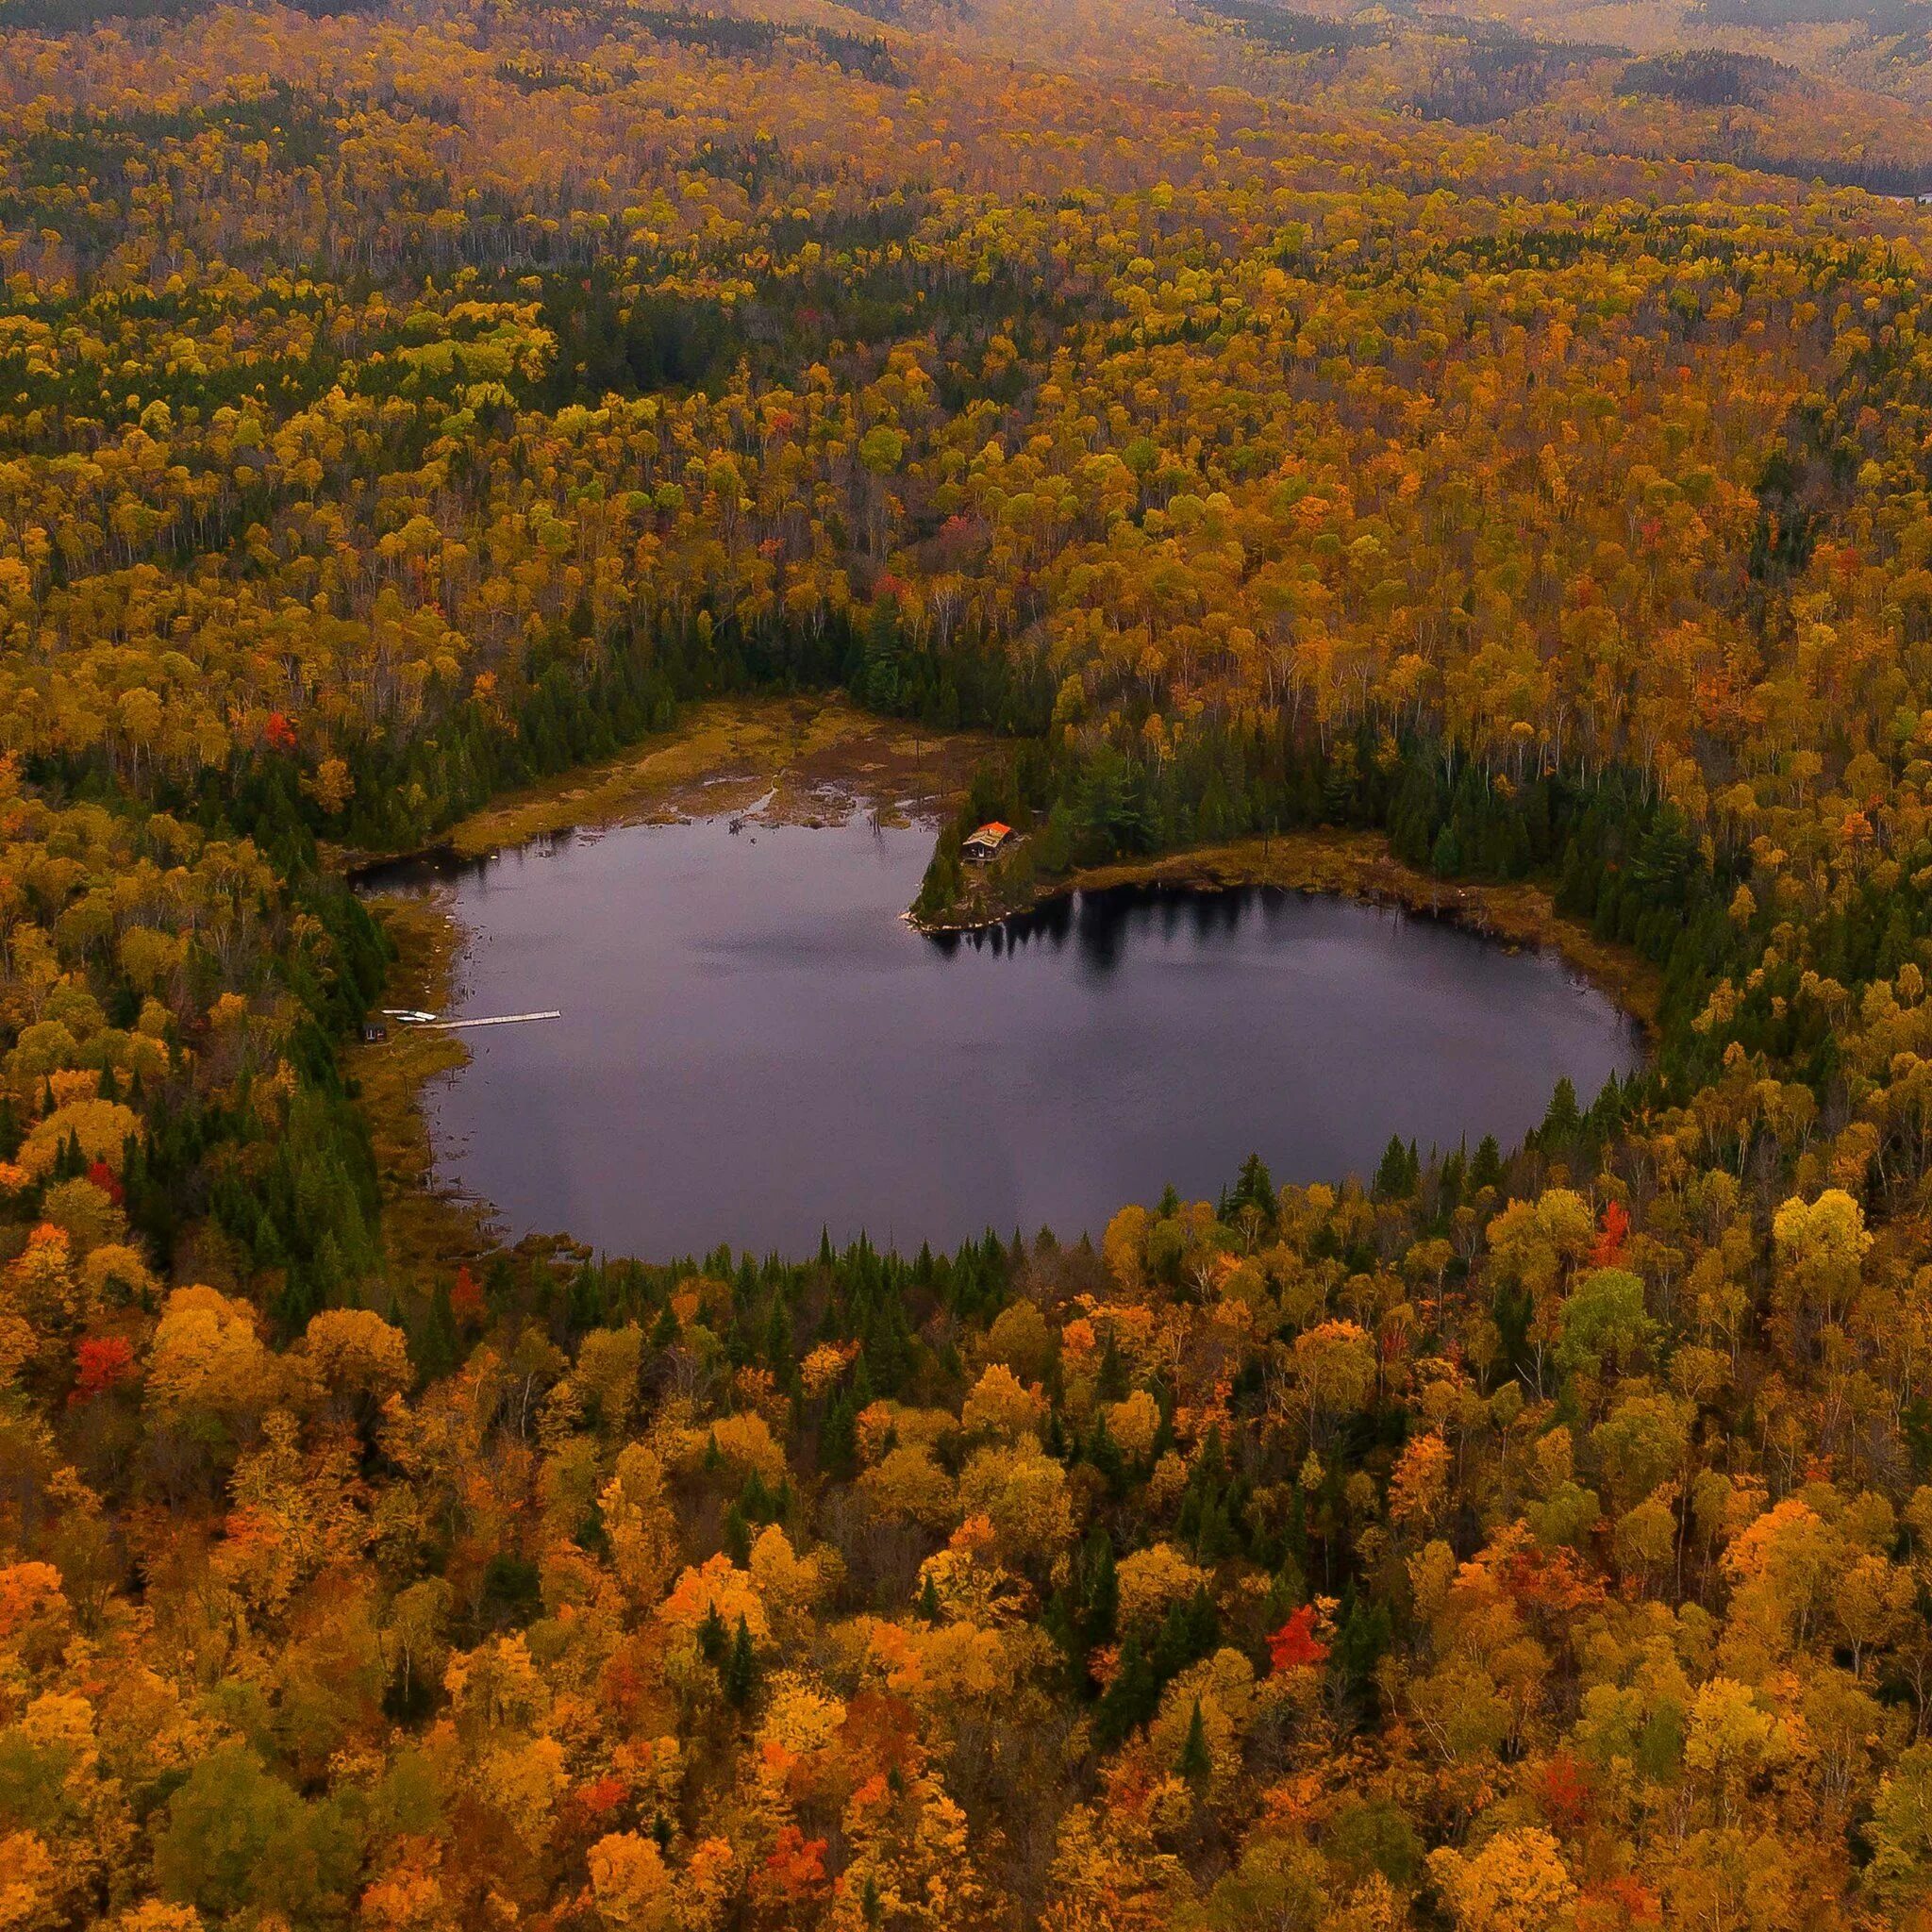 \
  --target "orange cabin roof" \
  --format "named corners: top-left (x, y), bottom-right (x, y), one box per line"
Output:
top-left (970, 822), bottom-right (1011, 841)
